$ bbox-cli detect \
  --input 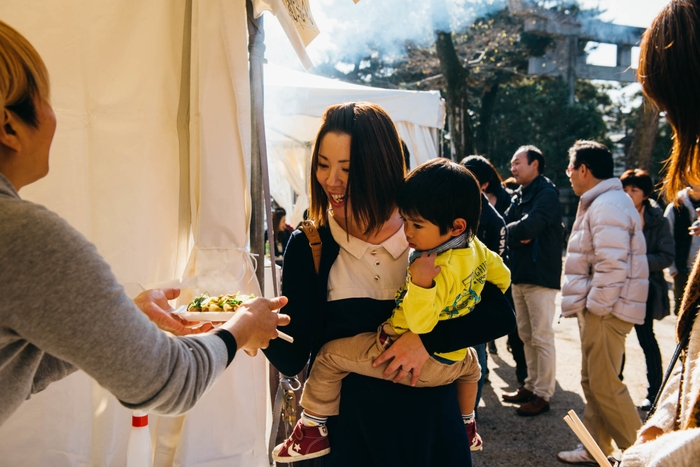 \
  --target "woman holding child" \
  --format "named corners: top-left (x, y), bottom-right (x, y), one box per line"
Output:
top-left (264, 102), bottom-right (515, 466)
